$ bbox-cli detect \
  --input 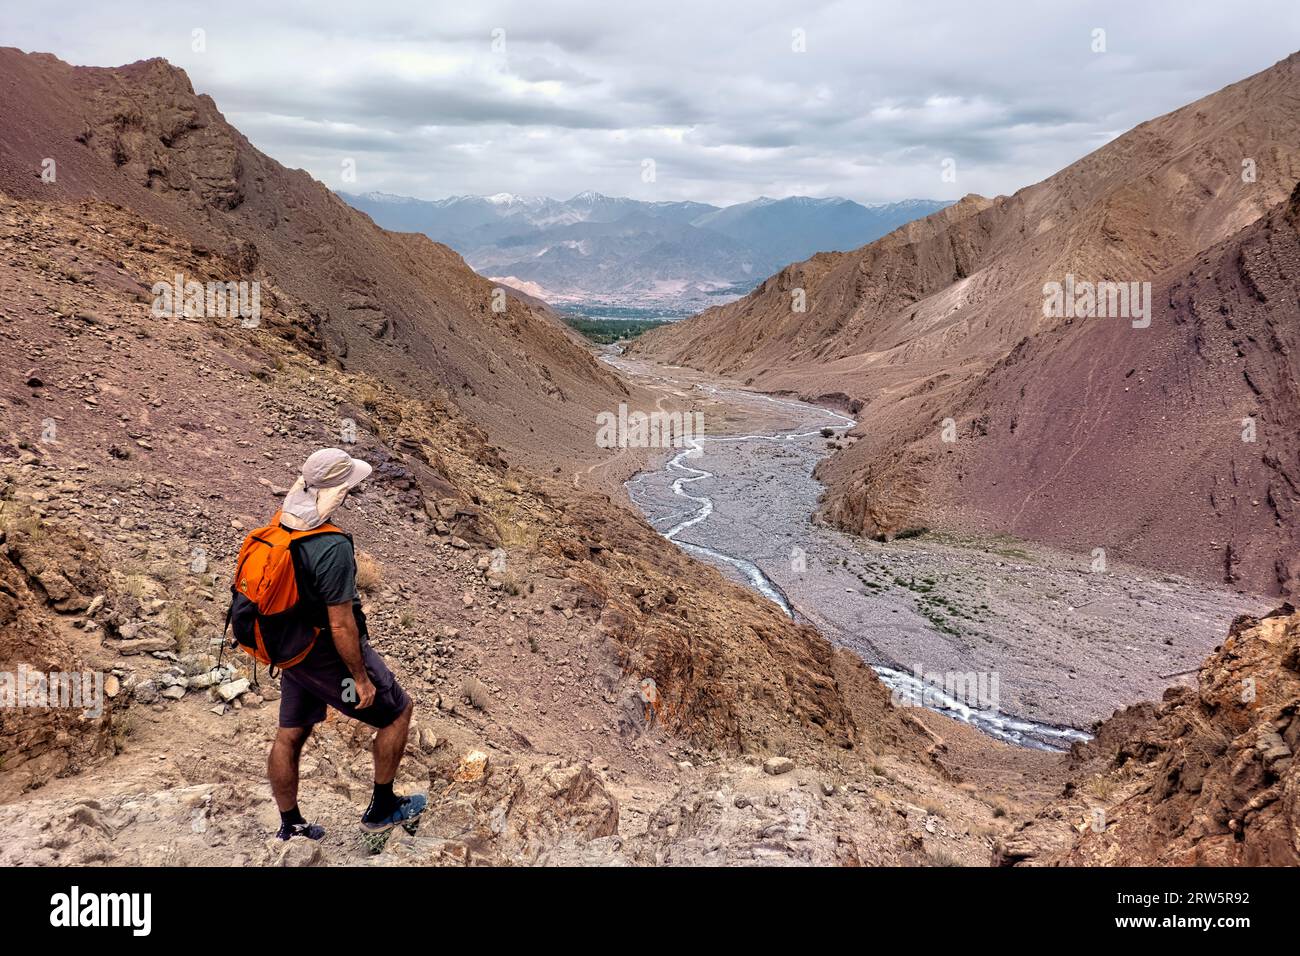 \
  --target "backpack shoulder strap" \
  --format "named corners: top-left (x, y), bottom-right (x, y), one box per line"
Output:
top-left (282, 522), bottom-right (352, 612)
top-left (247, 513), bottom-right (294, 549)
